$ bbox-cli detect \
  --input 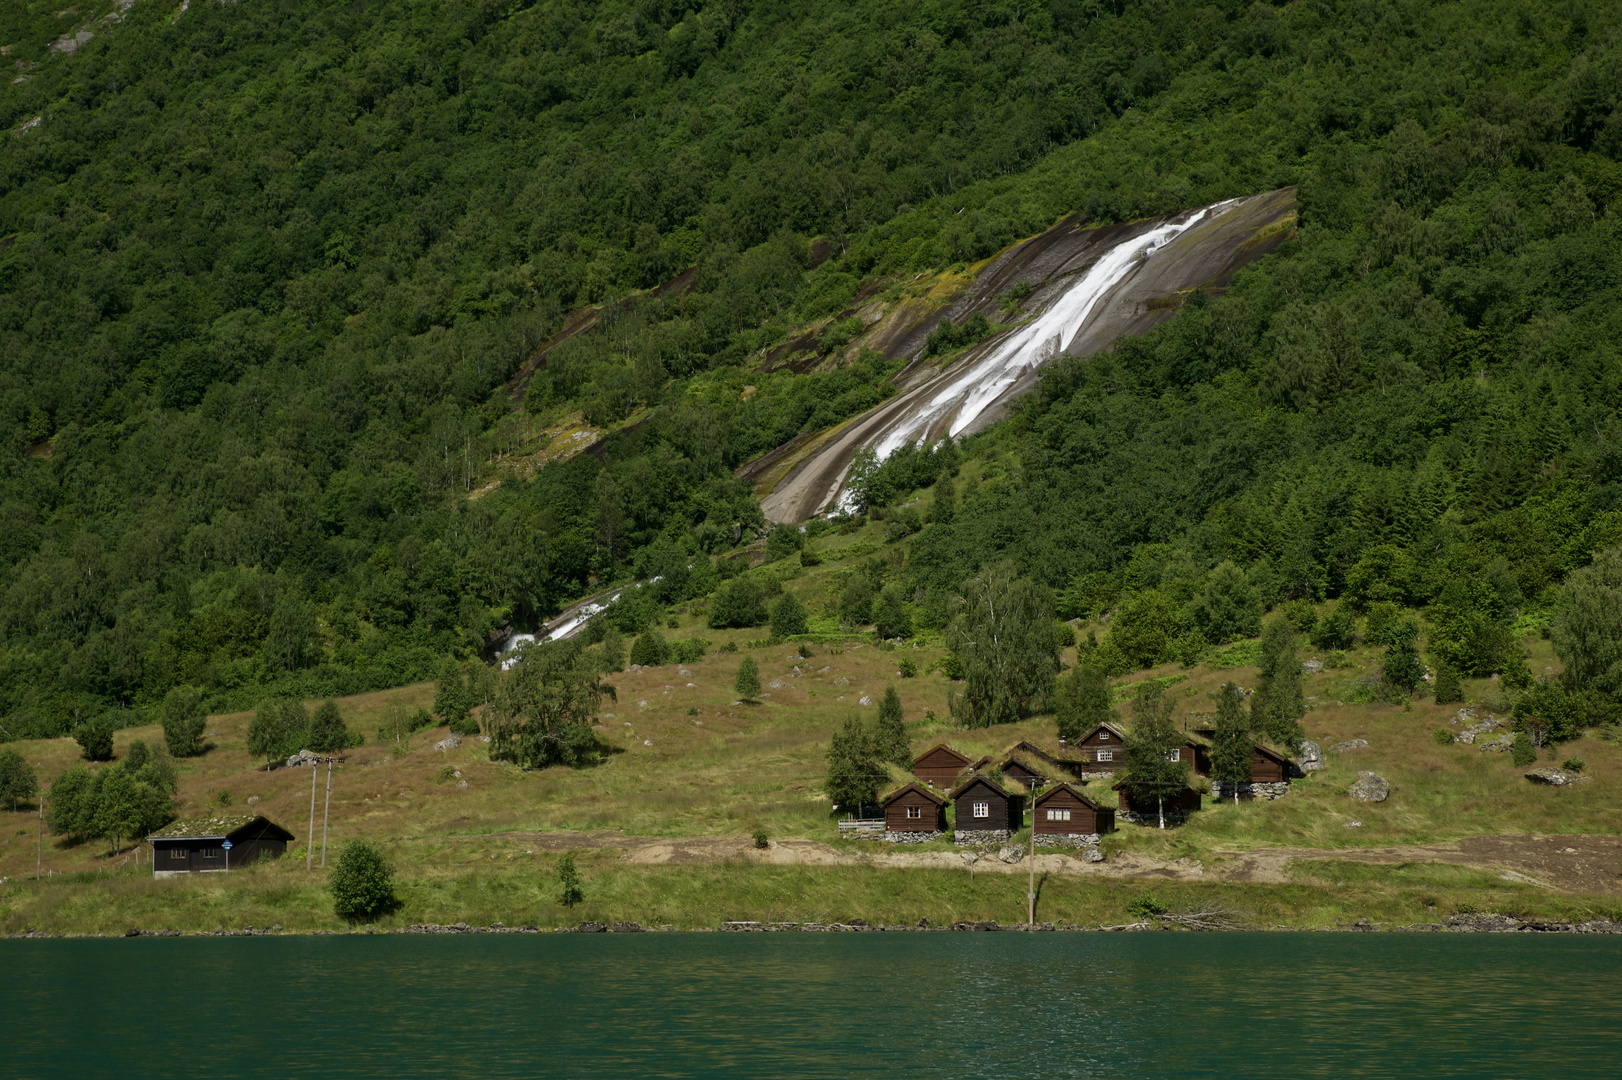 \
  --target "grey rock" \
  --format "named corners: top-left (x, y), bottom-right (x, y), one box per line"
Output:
top-left (1301, 659), bottom-right (1324, 674)
top-left (1480, 734), bottom-right (1515, 753)
top-left (678, 667), bottom-right (692, 676)
top-left (456, 780), bottom-right (469, 789)
top-left (610, 921), bottom-right (644, 933)
top-left (1457, 730), bottom-right (1477, 745)
top-left (858, 695), bottom-right (872, 706)
top-left (997, 844), bottom-right (1026, 864)
top-left (576, 922), bottom-right (607, 933)
top-left (1348, 771), bottom-right (1389, 802)
top-left (1082, 847), bottom-right (1105, 863)
top-left (1298, 739), bottom-right (1324, 772)
top-left (434, 732), bottom-right (463, 751)
top-left (1330, 739), bottom-right (1370, 753)
top-left (1525, 768), bottom-right (1592, 787)
top-left (1344, 820), bottom-right (1364, 828)
top-left (246, 796), bottom-right (259, 805)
